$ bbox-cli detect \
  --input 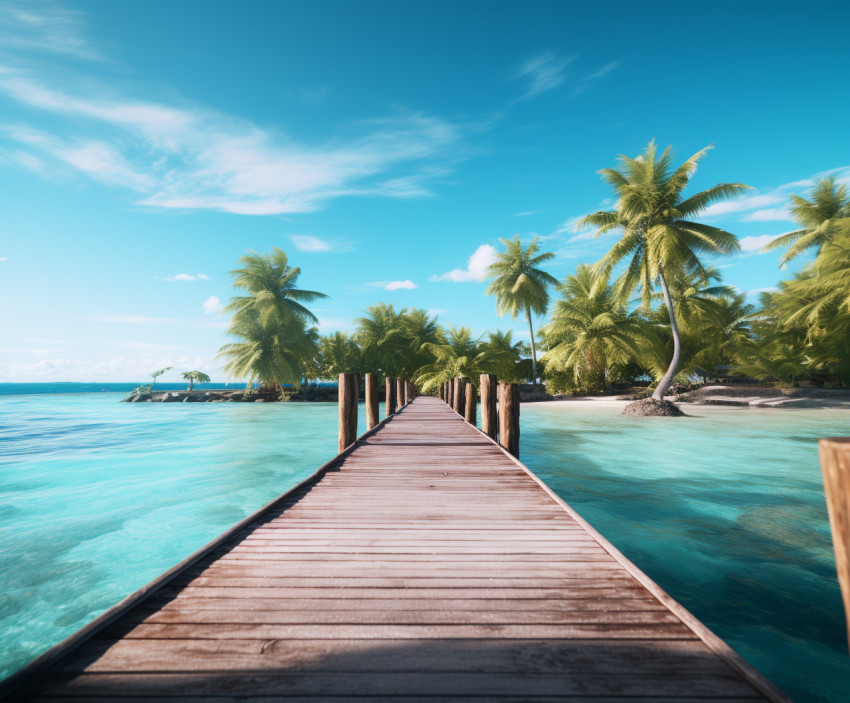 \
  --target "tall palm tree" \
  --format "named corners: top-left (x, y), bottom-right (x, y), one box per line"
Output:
top-left (486, 235), bottom-right (558, 388)
top-left (578, 141), bottom-right (749, 401)
top-left (225, 247), bottom-right (327, 329)
top-left (416, 327), bottom-right (511, 393)
top-left (182, 370), bottom-right (210, 391)
top-left (761, 176), bottom-right (850, 267)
